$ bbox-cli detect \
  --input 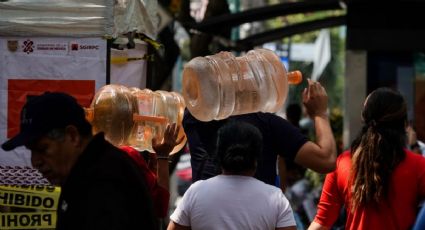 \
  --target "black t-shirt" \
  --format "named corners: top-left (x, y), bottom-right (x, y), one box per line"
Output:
top-left (56, 133), bottom-right (157, 230)
top-left (183, 110), bottom-right (308, 185)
